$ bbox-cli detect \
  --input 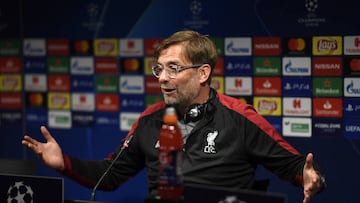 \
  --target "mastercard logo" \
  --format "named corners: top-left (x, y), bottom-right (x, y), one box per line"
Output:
top-left (123, 58), bottom-right (140, 71)
top-left (350, 58), bottom-right (360, 71)
top-left (288, 38), bottom-right (306, 51)
top-left (74, 40), bottom-right (90, 53)
top-left (29, 93), bottom-right (44, 106)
